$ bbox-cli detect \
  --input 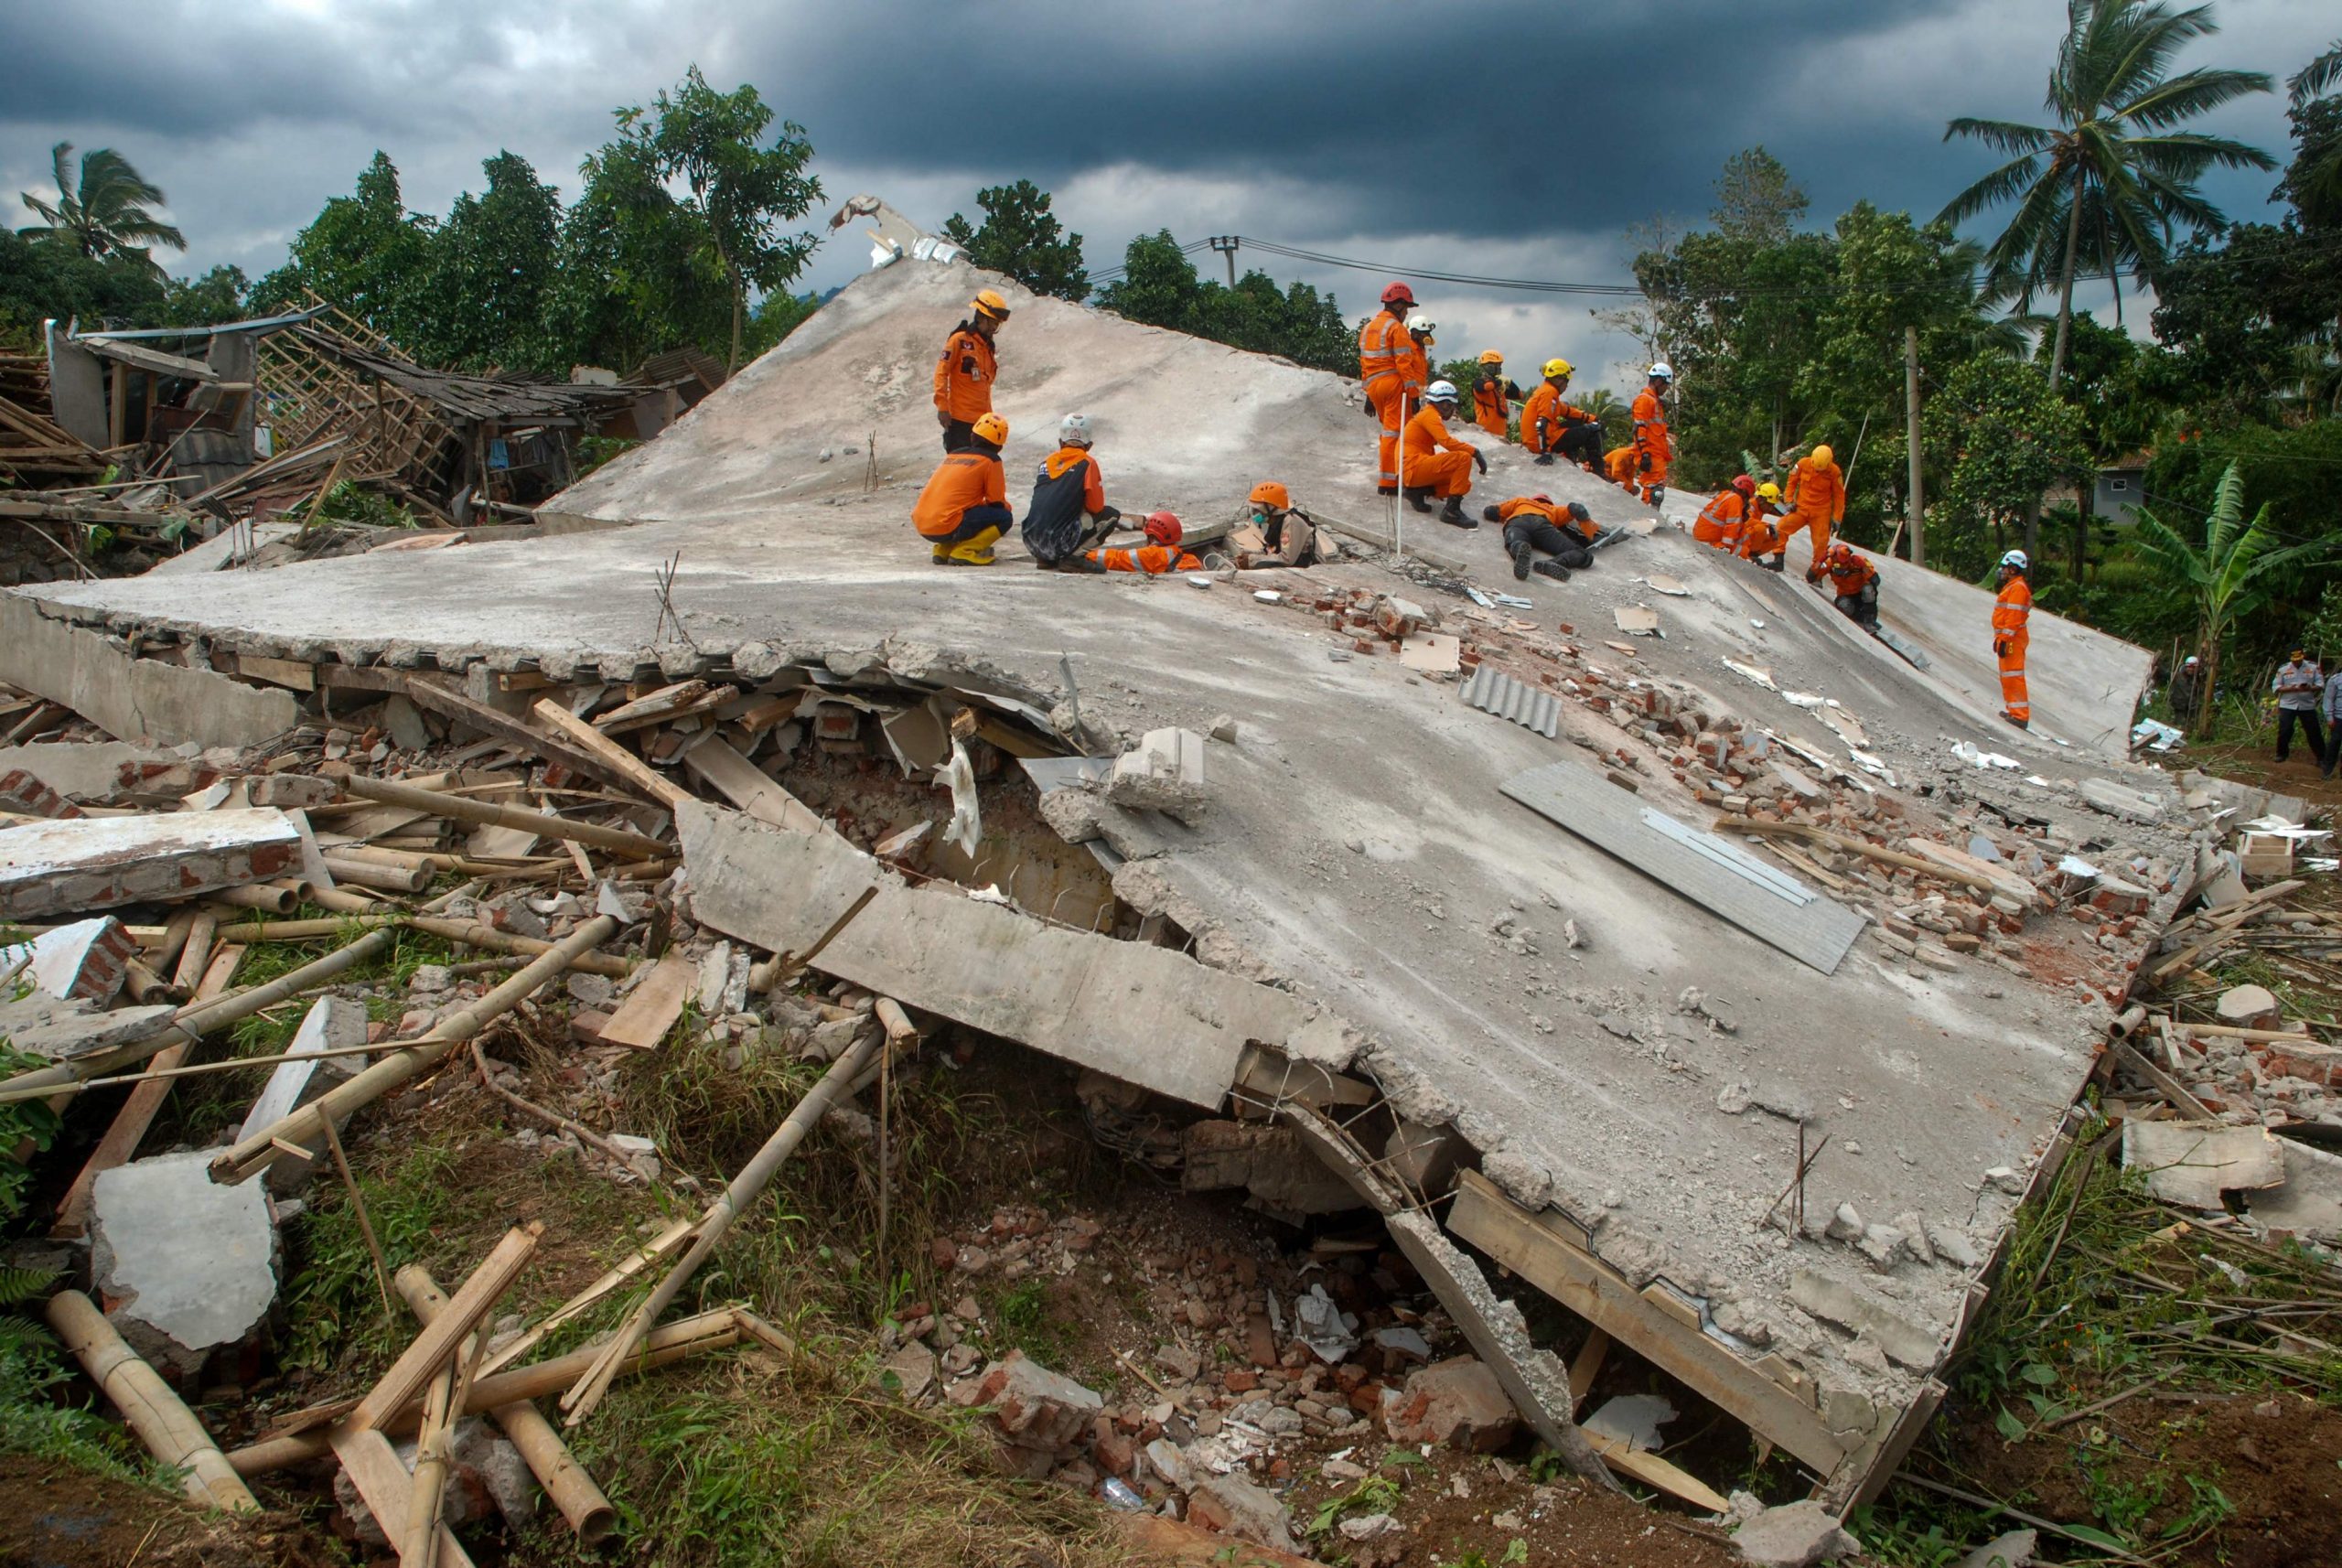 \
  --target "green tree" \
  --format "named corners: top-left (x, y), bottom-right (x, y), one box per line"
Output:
top-left (942, 180), bottom-right (1088, 301)
top-left (0, 229), bottom-right (167, 339)
top-left (541, 134), bottom-right (730, 371)
top-left (2289, 40), bottom-right (2342, 217)
top-left (1939, 0), bottom-right (2273, 390)
top-left (620, 66), bottom-right (822, 371)
top-left (156, 264), bottom-right (250, 328)
top-left (418, 152), bottom-right (564, 371)
top-left (1921, 356), bottom-right (2091, 575)
top-left (17, 144), bottom-right (186, 275)
top-left (1095, 232), bottom-right (1350, 372)
top-left (1711, 146), bottom-right (1809, 243)
top-left (250, 151), bottom-right (434, 344)
top-left (2132, 461), bottom-right (2329, 736)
